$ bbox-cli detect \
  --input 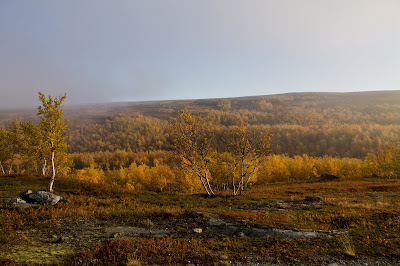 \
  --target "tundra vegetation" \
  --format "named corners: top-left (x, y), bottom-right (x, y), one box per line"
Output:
top-left (1, 91), bottom-right (400, 264)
